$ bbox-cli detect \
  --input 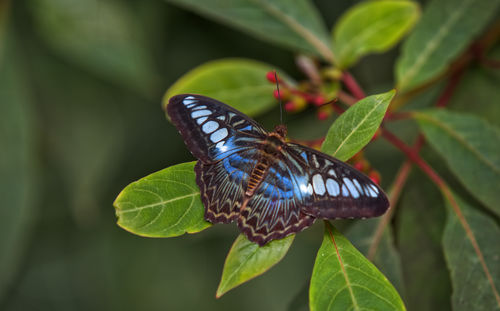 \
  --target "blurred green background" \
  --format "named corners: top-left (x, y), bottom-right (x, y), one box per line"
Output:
top-left (2, 0), bottom-right (497, 310)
